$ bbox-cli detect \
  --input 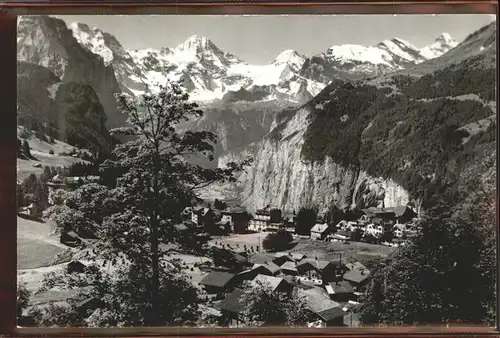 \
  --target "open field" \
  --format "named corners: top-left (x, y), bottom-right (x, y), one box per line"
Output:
top-left (169, 253), bottom-right (213, 290)
top-left (17, 128), bottom-right (89, 181)
top-left (17, 155), bottom-right (86, 182)
top-left (209, 233), bottom-right (395, 265)
top-left (17, 216), bottom-right (69, 270)
top-left (208, 232), bottom-right (264, 249)
top-left (18, 225), bottom-right (392, 308)
top-left (18, 215), bottom-right (214, 306)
